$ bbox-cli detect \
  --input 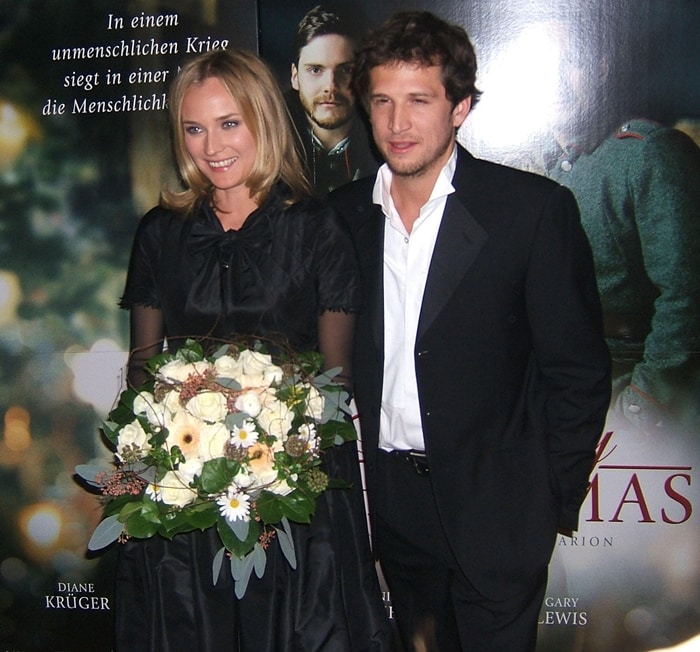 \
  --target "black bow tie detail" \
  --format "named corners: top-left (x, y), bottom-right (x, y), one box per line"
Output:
top-left (187, 206), bottom-right (273, 263)
top-left (185, 204), bottom-right (273, 318)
